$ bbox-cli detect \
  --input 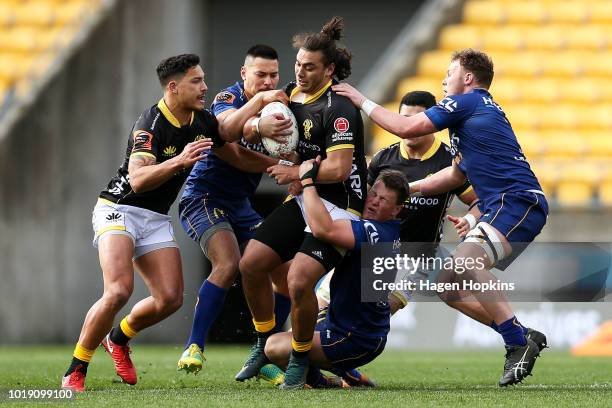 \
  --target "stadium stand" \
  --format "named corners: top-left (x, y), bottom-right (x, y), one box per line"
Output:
top-left (0, 0), bottom-right (103, 116)
top-left (373, 0), bottom-right (612, 208)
